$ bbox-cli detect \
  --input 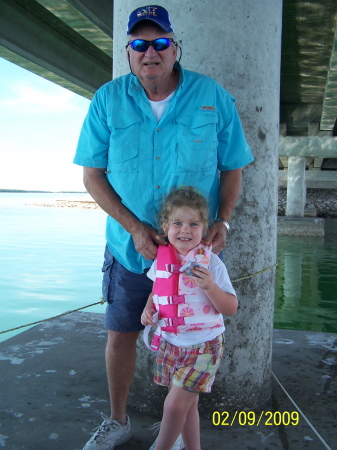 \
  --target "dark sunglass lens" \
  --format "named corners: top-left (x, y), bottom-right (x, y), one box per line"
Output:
top-left (153, 38), bottom-right (171, 51)
top-left (131, 39), bottom-right (149, 52)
